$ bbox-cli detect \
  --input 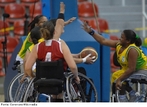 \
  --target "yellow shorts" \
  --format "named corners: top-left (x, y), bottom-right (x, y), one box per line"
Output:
top-left (111, 69), bottom-right (125, 83)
